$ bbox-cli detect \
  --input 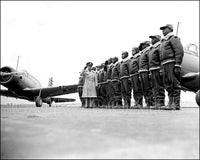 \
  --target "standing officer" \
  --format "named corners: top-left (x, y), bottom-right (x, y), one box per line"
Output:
top-left (97, 63), bottom-right (105, 106)
top-left (106, 57), bottom-right (114, 106)
top-left (78, 72), bottom-right (85, 107)
top-left (119, 51), bottom-right (131, 108)
top-left (129, 47), bottom-right (143, 108)
top-left (160, 24), bottom-right (184, 110)
top-left (111, 56), bottom-right (122, 106)
top-left (138, 41), bottom-right (154, 109)
top-left (148, 35), bottom-right (165, 109)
